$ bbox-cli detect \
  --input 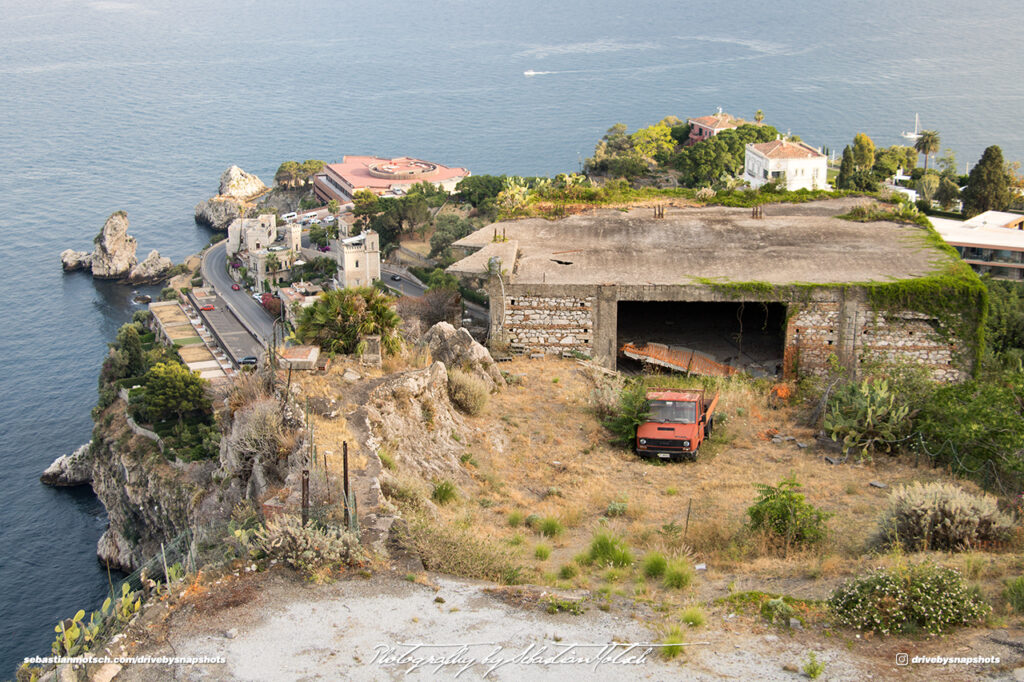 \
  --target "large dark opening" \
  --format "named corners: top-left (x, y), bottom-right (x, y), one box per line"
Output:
top-left (616, 300), bottom-right (787, 377)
